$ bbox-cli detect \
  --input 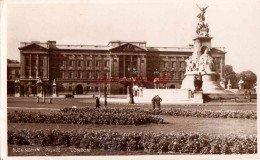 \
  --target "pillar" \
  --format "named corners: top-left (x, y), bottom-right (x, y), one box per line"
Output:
top-left (123, 56), bottom-right (126, 77)
top-left (20, 53), bottom-right (25, 78)
top-left (29, 54), bottom-right (32, 78)
top-left (222, 57), bottom-right (225, 79)
top-left (43, 56), bottom-right (48, 78)
top-left (137, 56), bottom-right (141, 76)
top-left (36, 55), bottom-right (39, 78)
